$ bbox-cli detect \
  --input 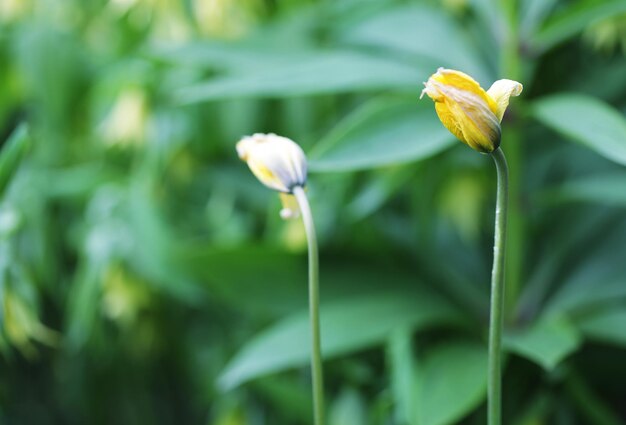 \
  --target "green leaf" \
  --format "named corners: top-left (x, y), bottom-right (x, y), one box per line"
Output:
top-left (505, 315), bottom-right (582, 370)
top-left (0, 124), bottom-right (30, 198)
top-left (387, 329), bottom-right (418, 424)
top-left (564, 372), bottom-right (624, 425)
top-left (253, 377), bottom-right (313, 424)
top-left (309, 98), bottom-right (455, 172)
top-left (340, 5), bottom-right (490, 82)
top-left (540, 174), bottom-right (626, 207)
top-left (152, 41), bottom-right (309, 71)
top-left (530, 0), bottom-right (626, 52)
top-left (577, 309), bottom-right (626, 348)
top-left (128, 176), bottom-right (206, 303)
top-left (218, 289), bottom-right (458, 390)
top-left (66, 265), bottom-right (102, 350)
top-left (519, 0), bottom-right (559, 39)
top-left (516, 209), bottom-right (614, 321)
top-left (417, 342), bottom-right (488, 425)
top-left (545, 237), bottom-right (626, 315)
top-left (347, 166), bottom-right (415, 220)
top-left (329, 388), bottom-right (367, 425)
top-left (532, 94), bottom-right (626, 166)
top-left (388, 338), bottom-right (488, 425)
top-left (176, 51), bottom-right (423, 103)
top-left (179, 244), bottom-right (307, 316)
